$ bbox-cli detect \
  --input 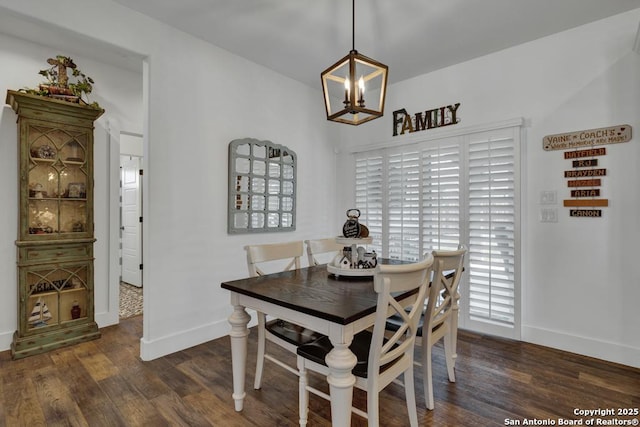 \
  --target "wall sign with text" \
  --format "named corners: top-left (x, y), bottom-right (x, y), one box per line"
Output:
top-left (562, 147), bottom-right (608, 218)
top-left (546, 124), bottom-right (634, 218)
top-left (543, 124), bottom-right (631, 151)
top-left (392, 103), bottom-right (461, 136)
